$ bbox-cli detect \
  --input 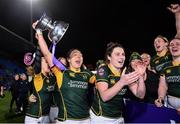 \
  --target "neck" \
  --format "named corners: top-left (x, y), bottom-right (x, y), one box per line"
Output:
top-left (172, 56), bottom-right (180, 66)
top-left (157, 48), bottom-right (168, 57)
top-left (108, 63), bottom-right (121, 76)
top-left (70, 66), bottom-right (81, 72)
